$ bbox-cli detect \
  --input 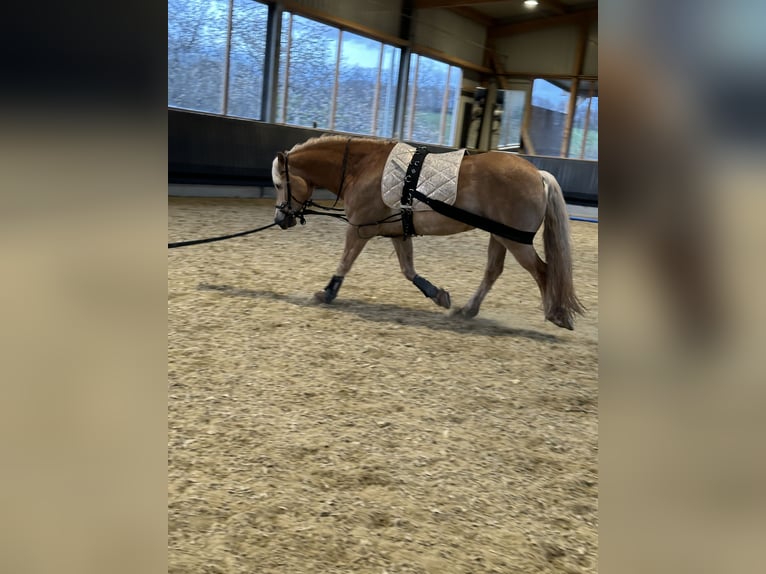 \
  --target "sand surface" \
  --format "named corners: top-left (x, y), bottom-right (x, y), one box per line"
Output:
top-left (169, 198), bottom-right (598, 574)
